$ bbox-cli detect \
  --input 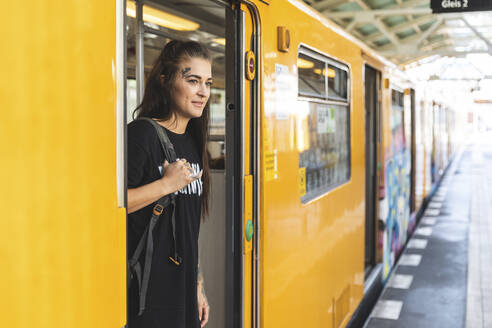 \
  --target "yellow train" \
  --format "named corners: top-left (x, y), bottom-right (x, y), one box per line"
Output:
top-left (2, 0), bottom-right (462, 327)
